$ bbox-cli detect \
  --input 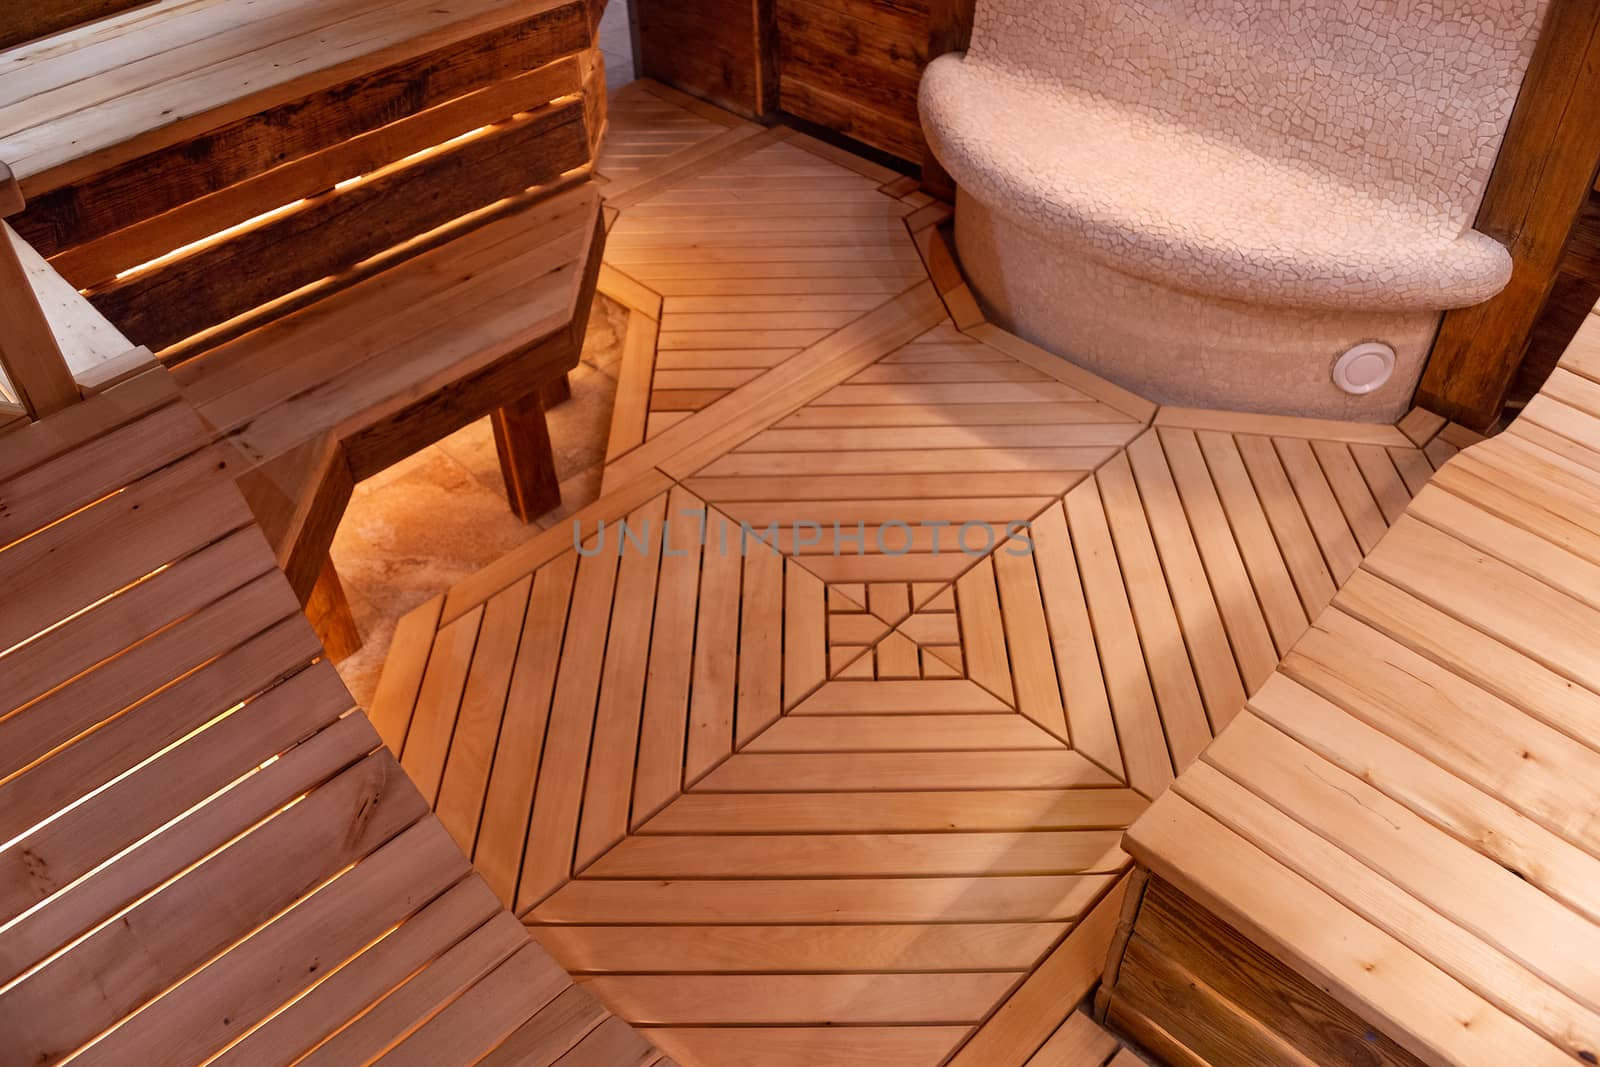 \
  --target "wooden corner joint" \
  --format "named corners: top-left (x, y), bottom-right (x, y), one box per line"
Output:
top-left (0, 162), bottom-right (23, 218)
